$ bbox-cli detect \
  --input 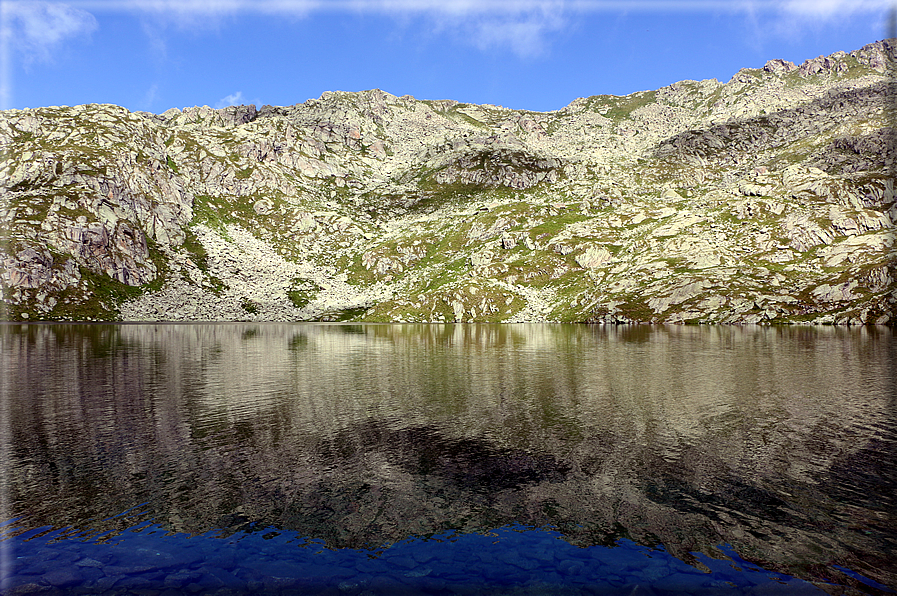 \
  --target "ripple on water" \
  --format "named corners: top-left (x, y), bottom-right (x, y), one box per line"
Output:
top-left (1, 323), bottom-right (894, 593)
